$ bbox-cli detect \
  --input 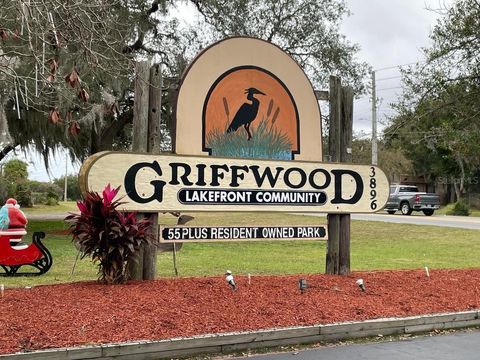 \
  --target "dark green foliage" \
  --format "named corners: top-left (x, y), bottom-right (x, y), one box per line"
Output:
top-left (351, 137), bottom-right (413, 182)
top-left (45, 197), bottom-right (58, 206)
top-left (29, 181), bottom-right (63, 199)
top-left (30, 181), bottom-right (62, 205)
top-left (53, 175), bottom-right (81, 201)
top-left (65, 185), bottom-right (151, 284)
top-left (390, 1), bottom-right (480, 199)
top-left (0, 177), bottom-right (9, 204)
top-left (3, 159), bottom-right (29, 183)
top-left (15, 182), bottom-right (33, 207)
top-left (1, 159), bottom-right (32, 205)
top-left (447, 200), bottom-right (471, 216)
